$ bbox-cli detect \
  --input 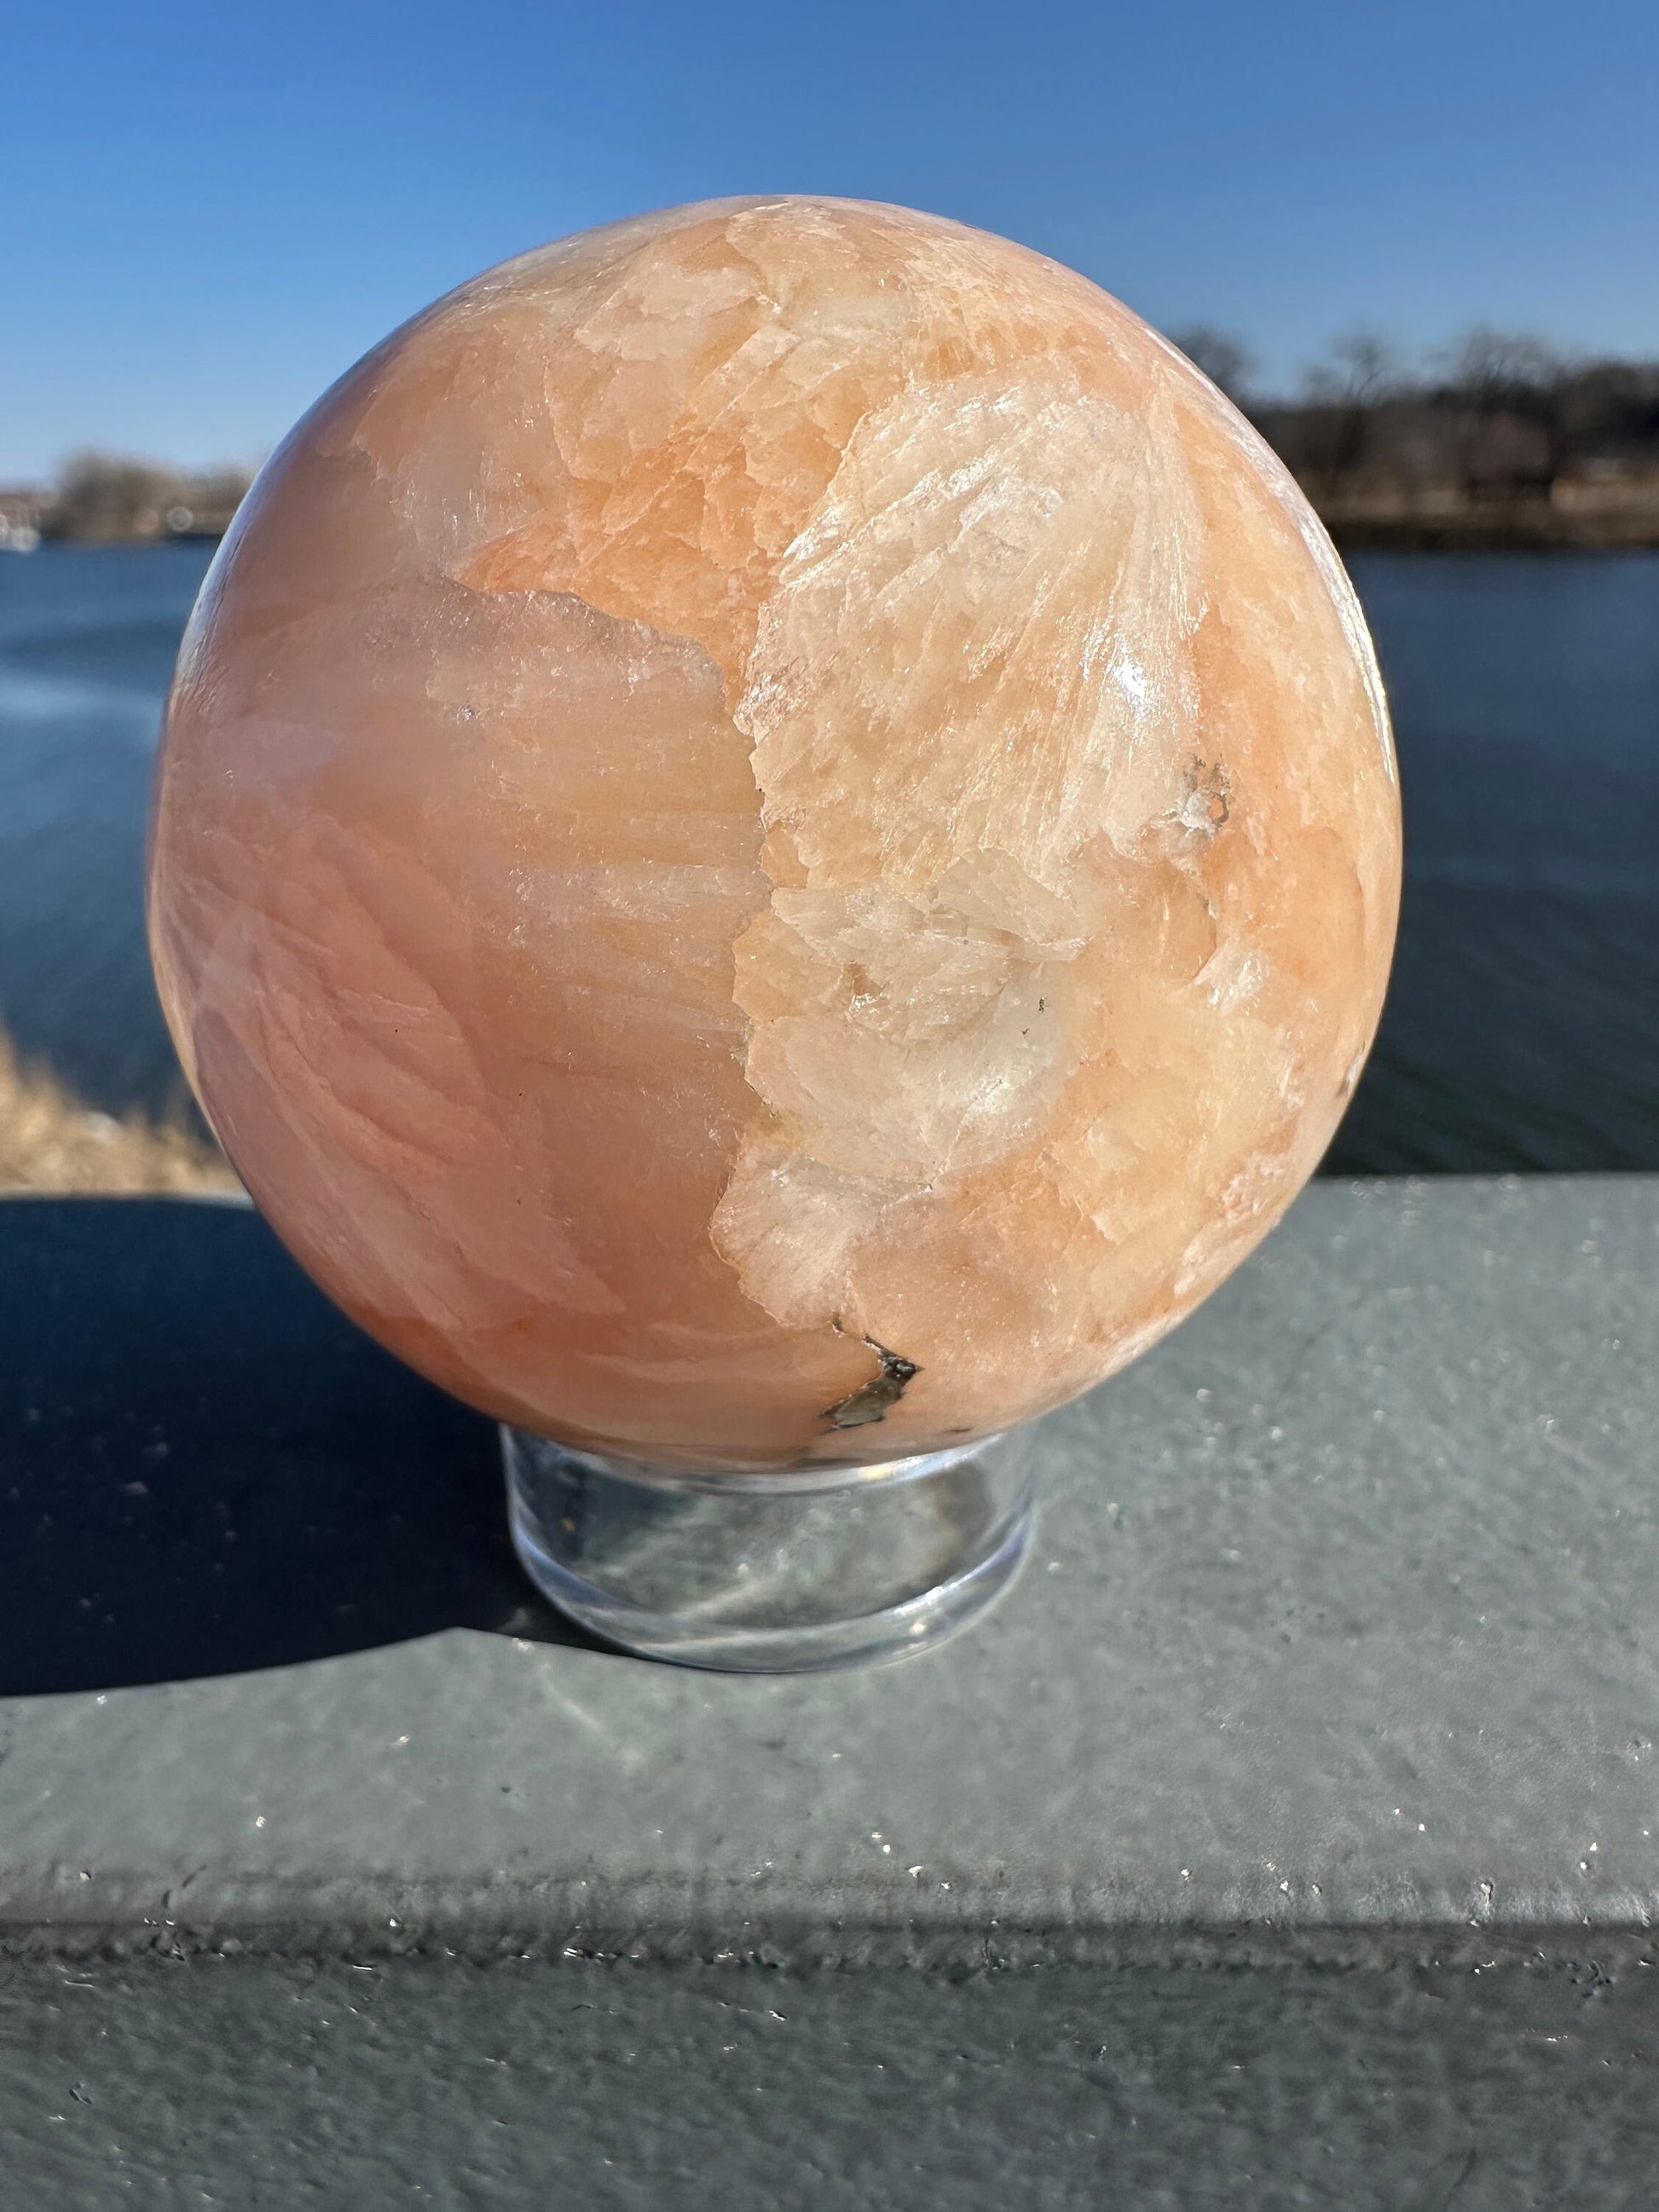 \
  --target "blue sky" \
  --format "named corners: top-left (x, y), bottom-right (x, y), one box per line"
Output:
top-left (4, 0), bottom-right (1656, 478)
